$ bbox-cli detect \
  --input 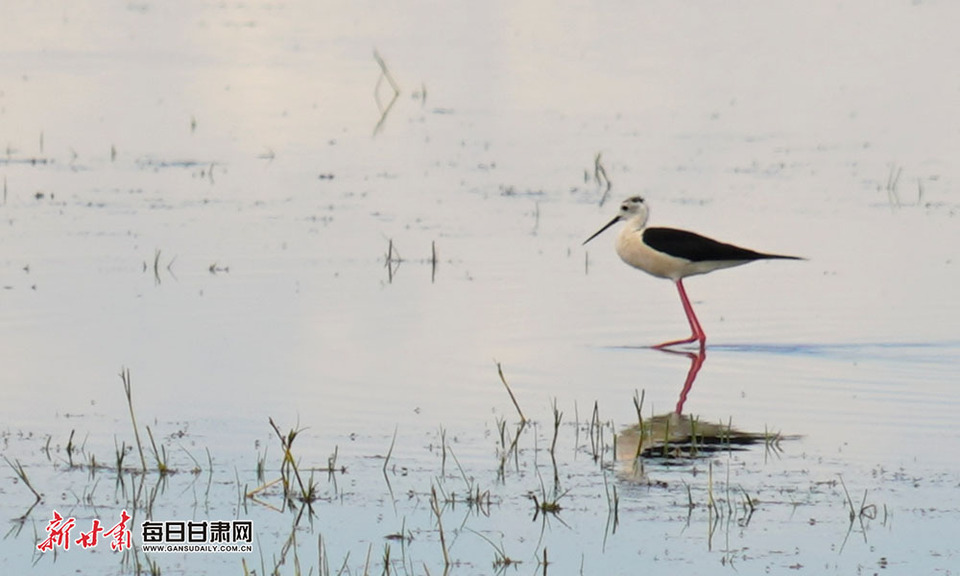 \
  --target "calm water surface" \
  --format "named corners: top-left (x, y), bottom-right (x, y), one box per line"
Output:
top-left (1, 1), bottom-right (958, 574)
